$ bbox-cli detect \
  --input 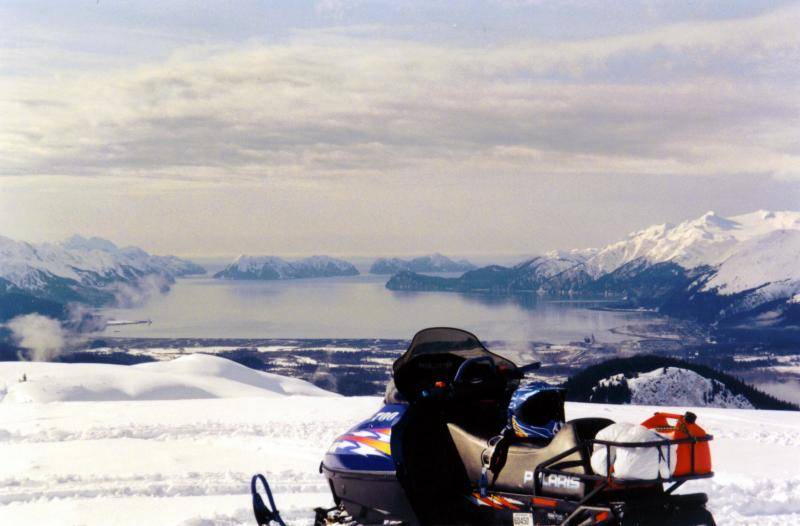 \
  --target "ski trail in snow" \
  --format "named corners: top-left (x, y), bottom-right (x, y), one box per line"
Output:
top-left (0, 470), bottom-right (326, 504)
